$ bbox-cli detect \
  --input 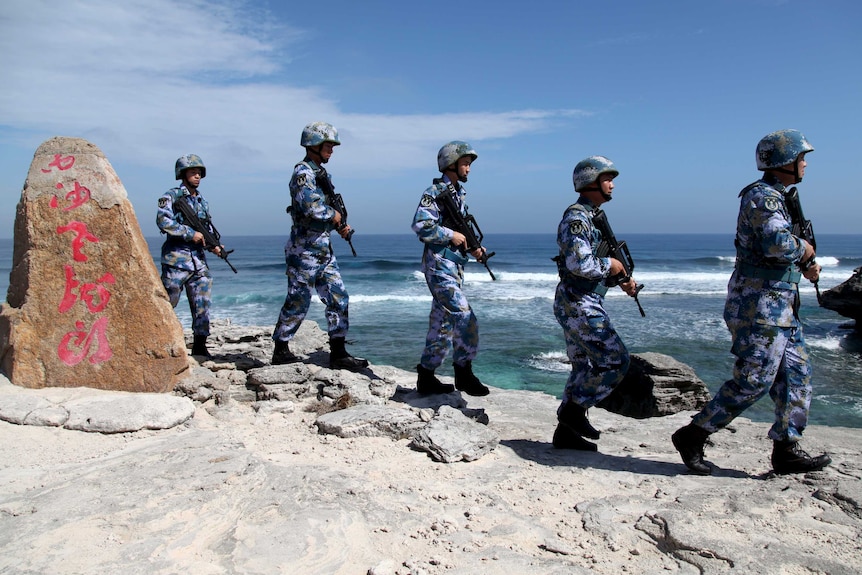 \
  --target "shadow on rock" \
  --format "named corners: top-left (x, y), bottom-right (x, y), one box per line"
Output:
top-left (500, 438), bottom-right (757, 479)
